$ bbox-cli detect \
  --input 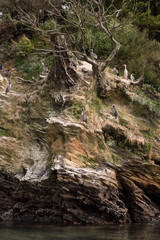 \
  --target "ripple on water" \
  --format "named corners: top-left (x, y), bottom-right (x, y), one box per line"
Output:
top-left (0, 223), bottom-right (160, 240)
